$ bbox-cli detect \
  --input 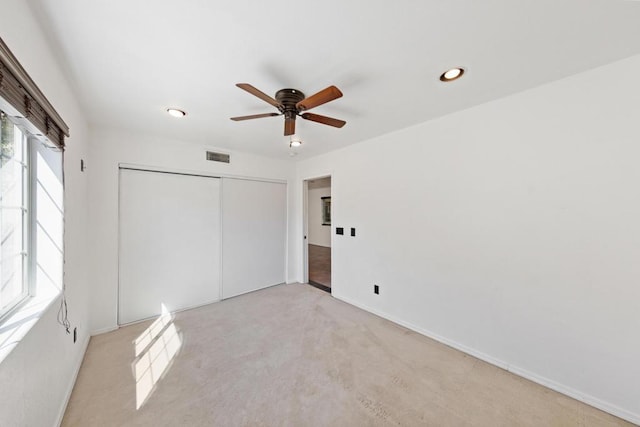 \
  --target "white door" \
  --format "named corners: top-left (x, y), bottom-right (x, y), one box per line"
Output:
top-left (119, 168), bottom-right (221, 324)
top-left (222, 178), bottom-right (286, 298)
